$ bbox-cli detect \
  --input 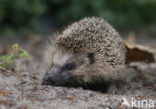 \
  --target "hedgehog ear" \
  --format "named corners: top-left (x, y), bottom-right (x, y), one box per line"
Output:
top-left (87, 53), bottom-right (94, 64)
